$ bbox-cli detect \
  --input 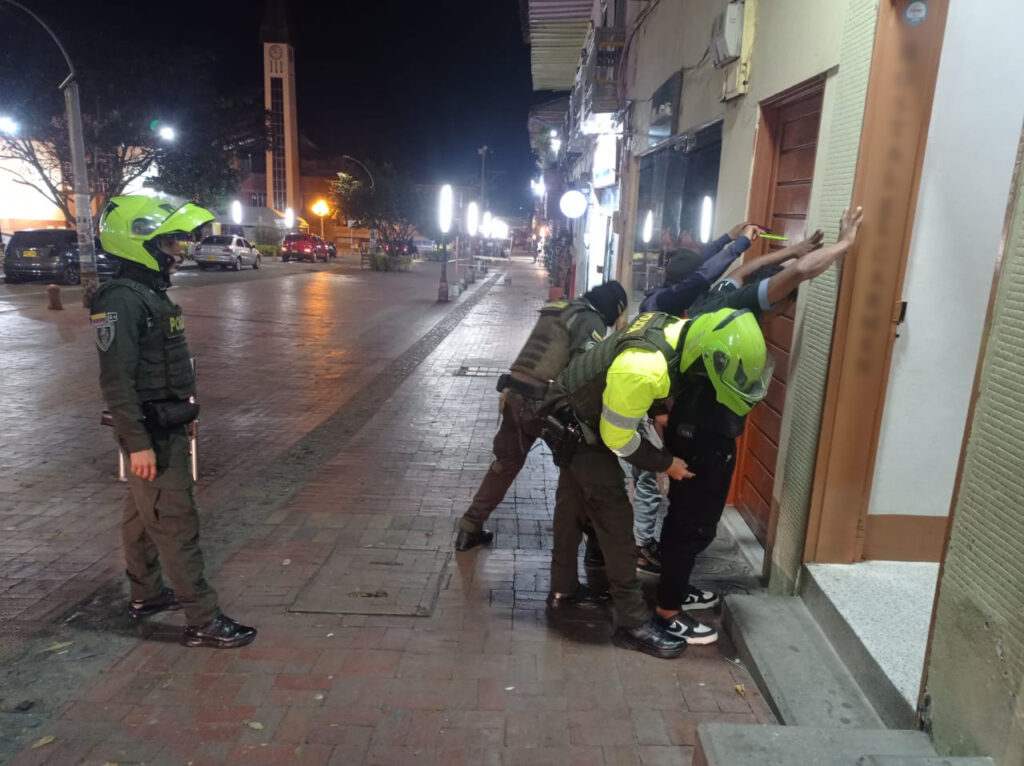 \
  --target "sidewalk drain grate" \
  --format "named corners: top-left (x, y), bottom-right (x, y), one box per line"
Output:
top-left (289, 547), bottom-right (450, 617)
